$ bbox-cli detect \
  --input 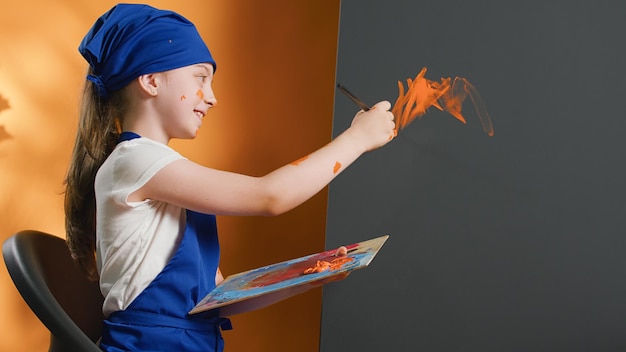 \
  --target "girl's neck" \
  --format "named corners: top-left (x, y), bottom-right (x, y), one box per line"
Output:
top-left (122, 116), bottom-right (170, 145)
top-left (121, 82), bottom-right (171, 144)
